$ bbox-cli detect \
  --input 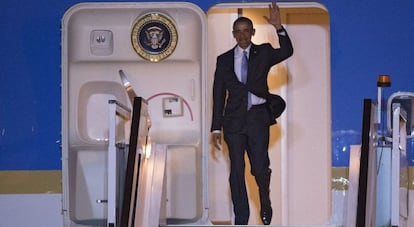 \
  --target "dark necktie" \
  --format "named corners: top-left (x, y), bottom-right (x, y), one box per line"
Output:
top-left (241, 51), bottom-right (248, 84)
top-left (241, 51), bottom-right (252, 109)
